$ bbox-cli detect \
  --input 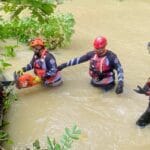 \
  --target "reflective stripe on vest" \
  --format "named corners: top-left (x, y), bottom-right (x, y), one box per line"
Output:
top-left (92, 54), bottom-right (110, 72)
top-left (89, 54), bottom-right (111, 78)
